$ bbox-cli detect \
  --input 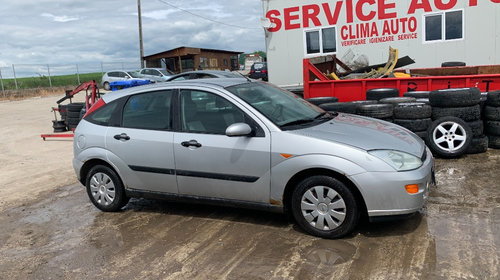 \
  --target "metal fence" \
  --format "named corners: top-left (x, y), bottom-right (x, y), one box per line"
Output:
top-left (0, 61), bottom-right (141, 96)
